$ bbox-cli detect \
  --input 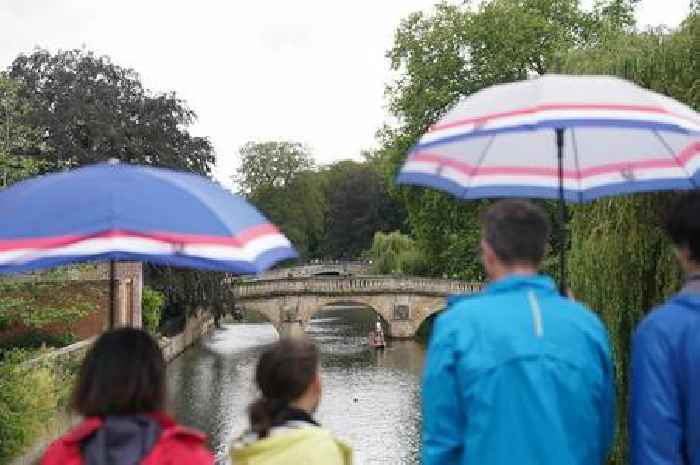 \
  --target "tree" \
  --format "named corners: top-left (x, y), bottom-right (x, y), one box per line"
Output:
top-left (251, 171), bottom-right (326, 258)
top-left (8, 49), bottom-right (222, 329)
top-left (380, 1), bottom-right (597, 279)
top-left (235, 141), bottom-right (315, 194)
top-left (562, 16), bottom-right (698, 463)
top-left (0, 74), bottom-right (44, 186)
top-left (9, 49), bottom-right (214, 174)
top-left (235, 141), bottom-right (324, 258)
top-left (369, 231), bottom-right (426, 275)
top-left (594, 0), bottom-right (641, 28)
top-left (318, 160), bottom-right (405, 259)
